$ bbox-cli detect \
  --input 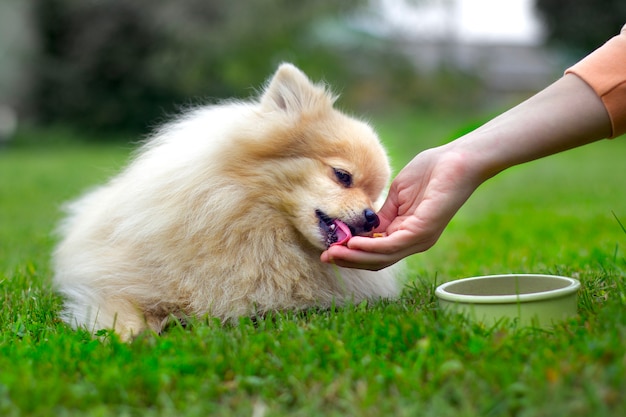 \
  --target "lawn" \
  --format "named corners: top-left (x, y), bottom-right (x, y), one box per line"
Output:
top-left (1, 114), bottom-right (625, 417)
